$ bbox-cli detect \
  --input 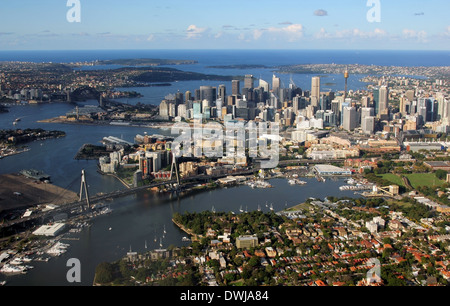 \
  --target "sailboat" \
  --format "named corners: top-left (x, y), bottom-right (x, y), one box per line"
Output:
top-left (257, 205), bottom-right (261, 212)
top-left (211, 206), bottom-right (216, 213)
top-left (159, 238), bottom-right (163, 249)
top-left (145, 240), bottom-right (147, 249)
top-left (270, 203), bottom-right (274, 211)
top-left (239, 205), bottom-right (244, 213)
